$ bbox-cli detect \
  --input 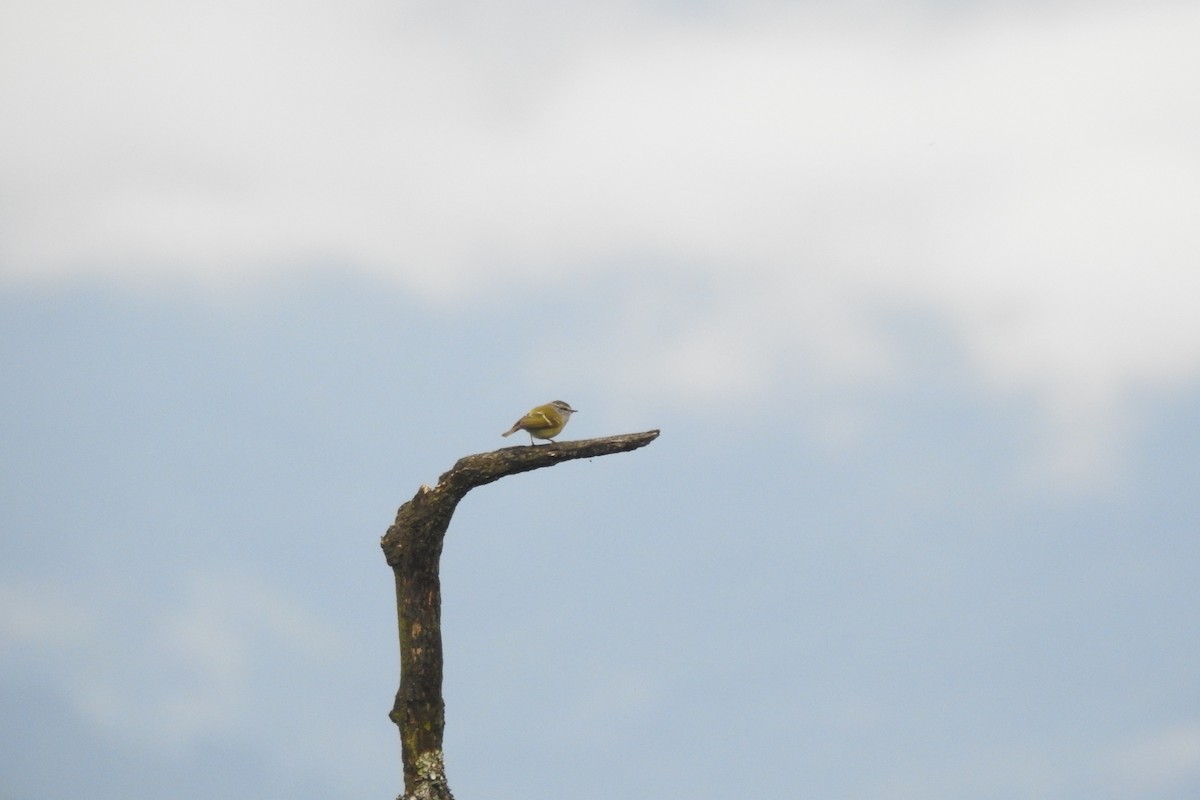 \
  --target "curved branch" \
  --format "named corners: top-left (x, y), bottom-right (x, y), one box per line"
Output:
top-left (381, 430), bottom-right (660, 799)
